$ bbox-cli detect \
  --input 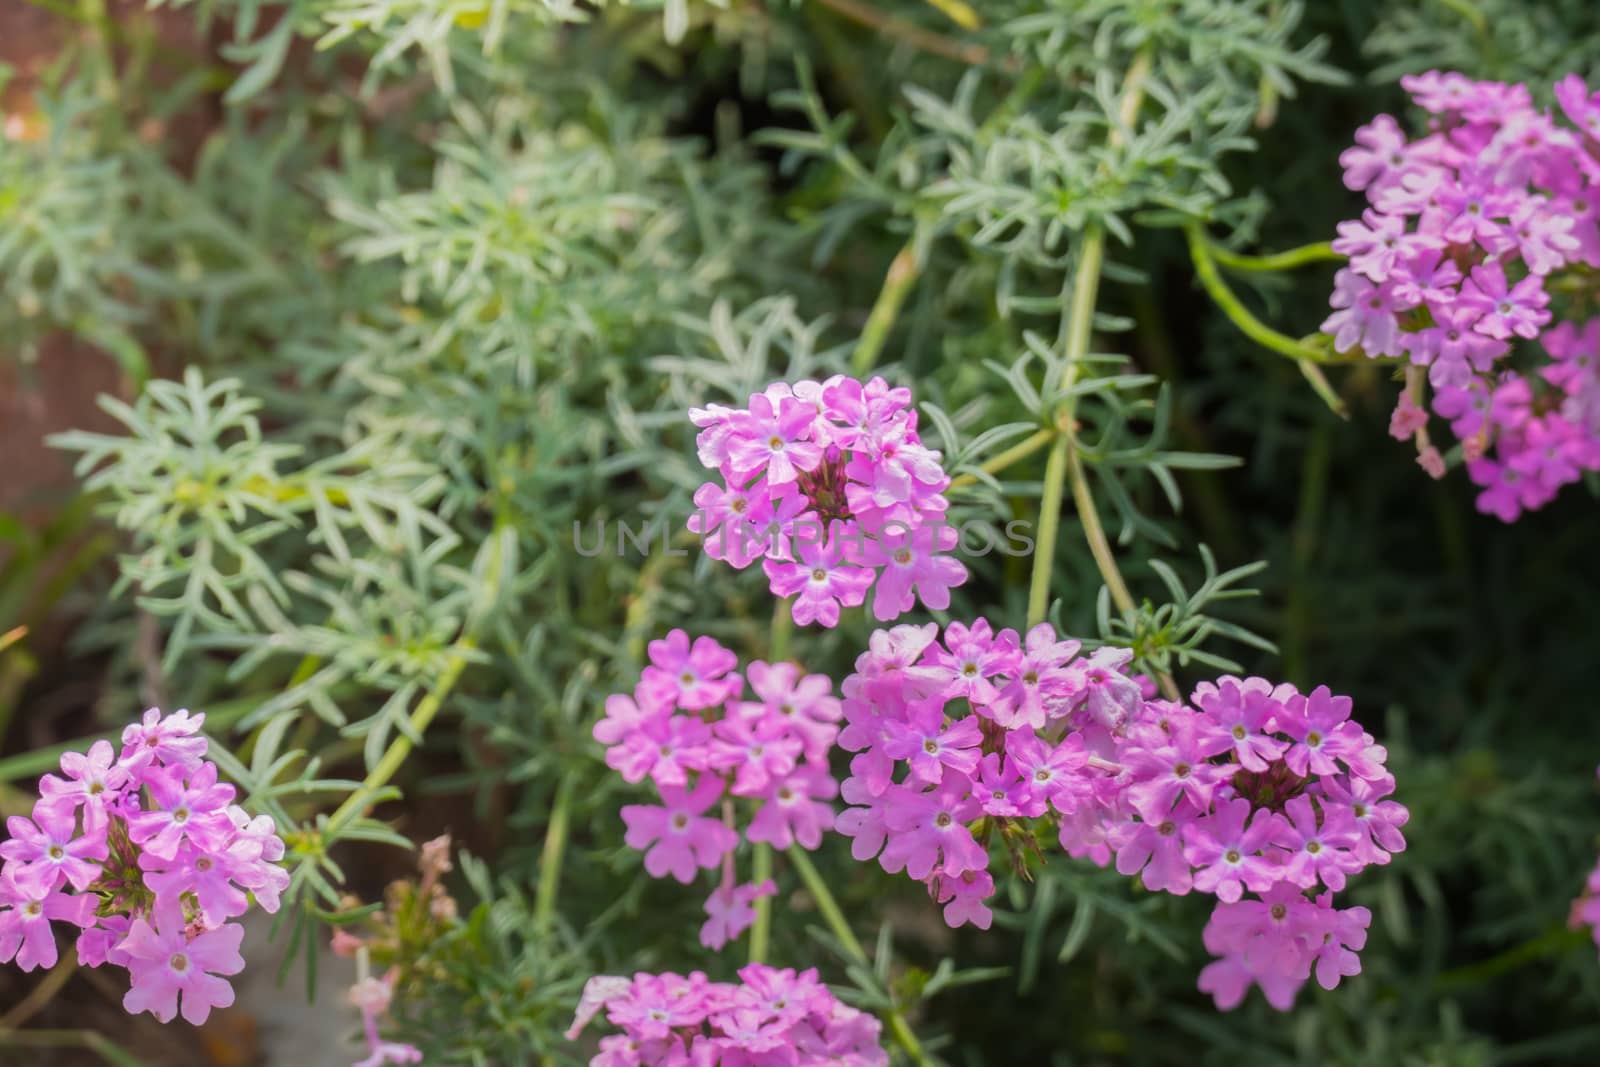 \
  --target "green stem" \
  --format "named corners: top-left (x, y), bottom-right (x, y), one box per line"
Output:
top-left (1027, 211), bottom-right (1108, 630)
top-left (1066, 448), bottom-right (1180, 701)
top-left (1026, 52), bottom-right (1151, 628)
top-left (852, 237), bottom-right (923, 375)
top-left (1206, 240), bottom-right (1340, 274)
top-left (748, 842), bottom-right (774, 964)
top-left (950, 427), bottom-right (1057, 489)
top-left (534, 777), bottom-right (575, 937)
top-left (787, 848), bottom-right (931, 1066)
top-left (327, 523), bottom-right (509, 832)
top-left (325, 644), bottom-right (476, 833)
top-left (1183, 224), bottom-right (1346, 367)
top-left (769, 598), bottom-right (794, 662)
top-left (1026, 431), bottom-right (1072, 628)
